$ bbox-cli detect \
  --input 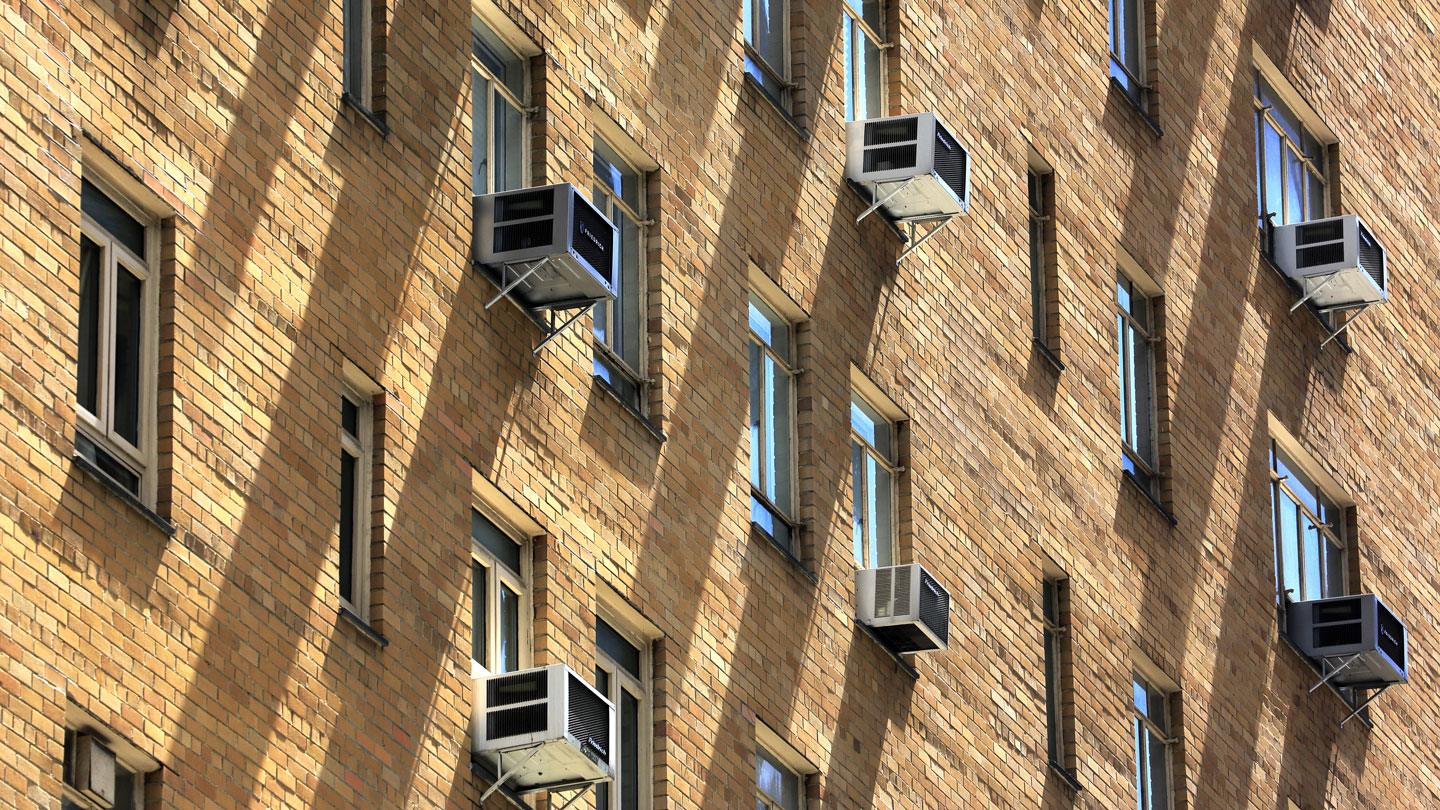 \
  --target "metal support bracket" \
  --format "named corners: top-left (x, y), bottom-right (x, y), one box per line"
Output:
top-left (532, 301), bottom-right (600, 356)
top-left (1319, 302), bottom-right (1374, 349)
top-left (856, 179), bottom-right (918, 223)
top-left (1289, 272), bottom-right (1341, 312)
top-left (552, 783), bottom-right (597, 810)
top-left (1340, 684), bottom-right (1392, 728)
top-left (1309, 653), bottom-right (1363, 693)
top-left (486, 257), bottom-right (554, 310)
top-left (479, 746), bottom-right (542, 803)
top-left (896, 216), bottom-right (955, 263)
